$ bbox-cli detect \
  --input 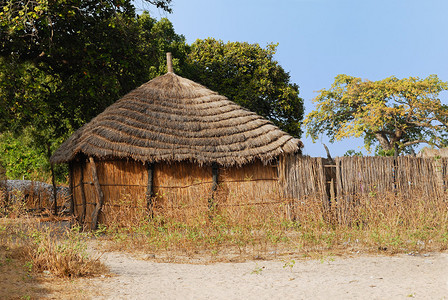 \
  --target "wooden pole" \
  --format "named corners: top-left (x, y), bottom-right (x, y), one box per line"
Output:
top-left (50, 163), bottom-right (58, 216)
top-left (209, 163), bottom-right (219, 210)
top-left (47, 144), bottom-right (58, 215)
top-left (166, 52), bottom-right (173, 73)
top-left (80, 162), bottom-right (87, 225)
top-left (146, 162), bottom-right (155, 217)
top-left (68, 162), bottom-right (75, 216)
top-left (335, 158), bottom-right (343, 224)
top-left (89, 157), bottom-right (104, 230)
